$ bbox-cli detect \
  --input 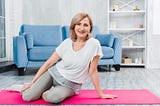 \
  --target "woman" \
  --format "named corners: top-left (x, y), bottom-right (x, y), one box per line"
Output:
top-left (21, 13), bottom-right (117, 103)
